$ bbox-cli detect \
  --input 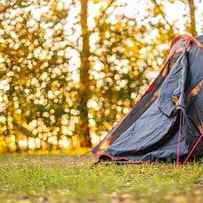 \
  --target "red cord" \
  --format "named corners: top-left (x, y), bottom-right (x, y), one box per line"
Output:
top-left (183, 134), bottom-right (203, 164)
